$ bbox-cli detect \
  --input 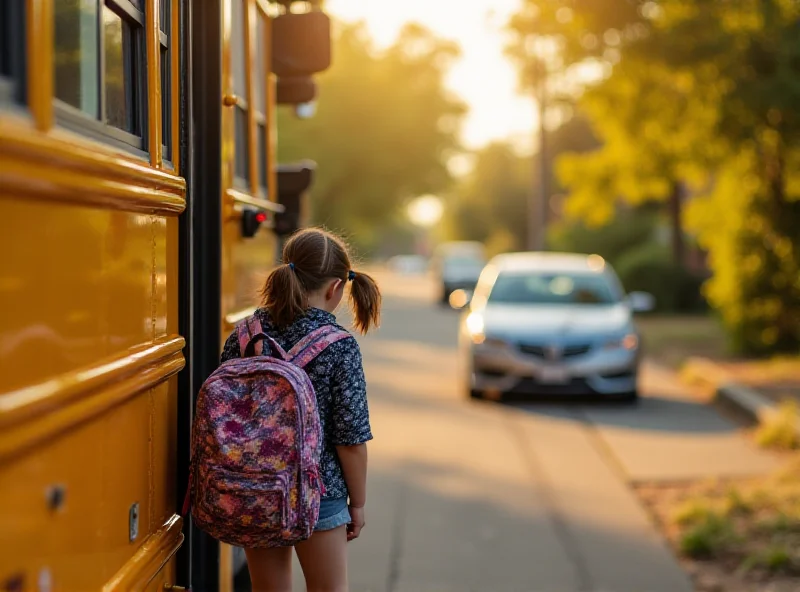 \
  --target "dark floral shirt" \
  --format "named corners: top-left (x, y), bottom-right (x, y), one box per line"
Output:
top-left (220, 307), bottom-right (372, 499)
